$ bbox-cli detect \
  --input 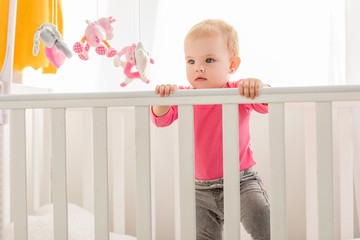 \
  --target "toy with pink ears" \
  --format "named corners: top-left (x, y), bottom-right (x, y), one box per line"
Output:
top-left (73, 17), bottom-right (117, 60)
top-left (114, 42), bottom-right (154, 87)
